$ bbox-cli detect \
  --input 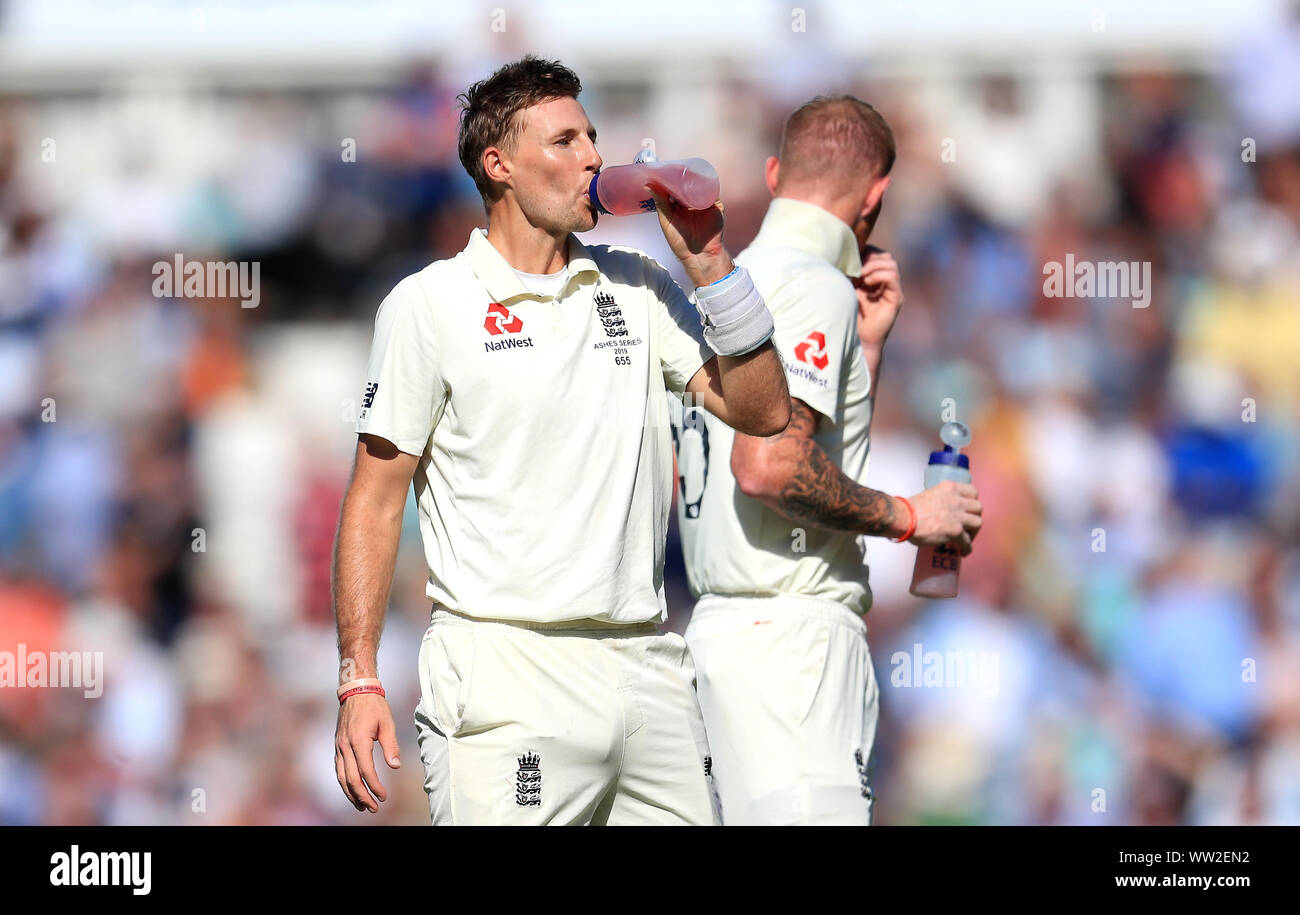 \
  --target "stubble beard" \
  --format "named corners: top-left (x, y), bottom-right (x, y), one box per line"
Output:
top-left (522, 190), bottom-right (593, 238)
